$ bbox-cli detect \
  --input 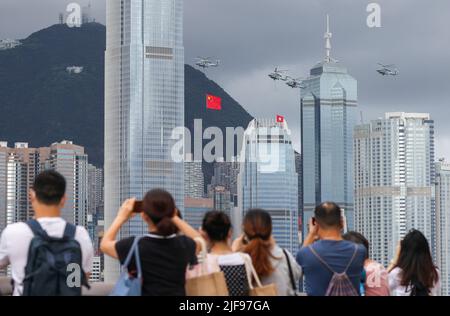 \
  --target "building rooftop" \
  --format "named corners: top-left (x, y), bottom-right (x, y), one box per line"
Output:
top-left (385, 112), bottom-right (431, 120)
